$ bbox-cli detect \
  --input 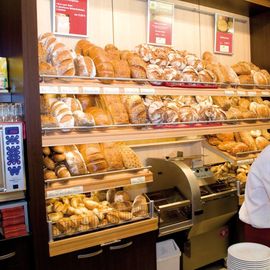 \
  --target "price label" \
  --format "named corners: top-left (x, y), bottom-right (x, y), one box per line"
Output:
top-left (130, 176), bottom-right (146, 185)
top-left (40, 85), bottom-right (59, 94)
top-left (60, 86), bottom-right (80, 94)
top-left (103, 87), bottom-right (120, 94)
top-left (262, 91), bottom-right (270, 96)
top-left (224, 90), bottom-right (234, 96)
top-left (124, 88), bottom-right (140, 94)
top-left (237, 159), bottom-right (254, 166)
top-left (237, 91), bottom-right (246, 96)
top-left (82, 87), bottom-right (100, 94)
top-left (248, 91), bottom-right (257, 96)
top-left (46, 186), bottom-right (83, 198)
top-left (140, 88), bottom-right (155, 95)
